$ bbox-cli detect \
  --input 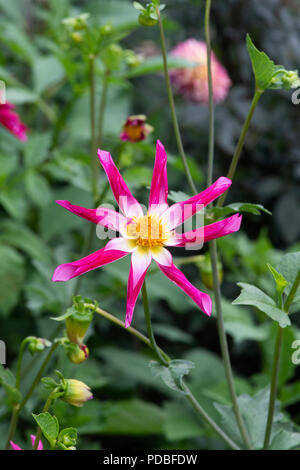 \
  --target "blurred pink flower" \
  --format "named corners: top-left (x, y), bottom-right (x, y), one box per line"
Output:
top-left (10, 435), bottom-right (43, 450)
top-left (120, 115), bottom-right (153, 143)
top-left (170, 39), bottom-right (231, 104)
top-left (52, 140), bottom-right (242, 327)
top-left (0, 102), bottom-right (27, 141)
